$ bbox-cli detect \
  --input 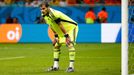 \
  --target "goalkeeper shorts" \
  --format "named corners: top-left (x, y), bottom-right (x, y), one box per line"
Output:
top-left (48, 26), bottom-right (78, 45)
